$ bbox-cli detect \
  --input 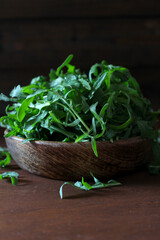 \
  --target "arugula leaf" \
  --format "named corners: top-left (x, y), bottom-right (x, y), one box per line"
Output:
top-left (89, 63), bottom-right (103, 82)
top-left (17, 97), bottom-right (34, 122)
top-left (10, 85), bottom-right (24, 98)
top-left (0, 147), bottom-right (12, 168)
top-left (0, 93), bottom-right (15, 102)
top-left (0, 172), bottom-right (19, 185)
top-left (56, 54), bottom-right (74, 76)
top-left (91, 137), bottom-right (98, 157)
top-left (59, 172), bottom-right (121, 199)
